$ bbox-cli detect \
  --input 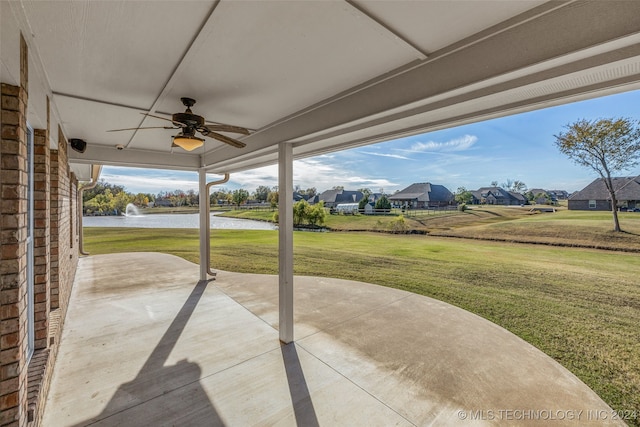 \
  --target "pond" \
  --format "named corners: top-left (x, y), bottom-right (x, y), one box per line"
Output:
top-left (82, 212), bottom-right (277, 230)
